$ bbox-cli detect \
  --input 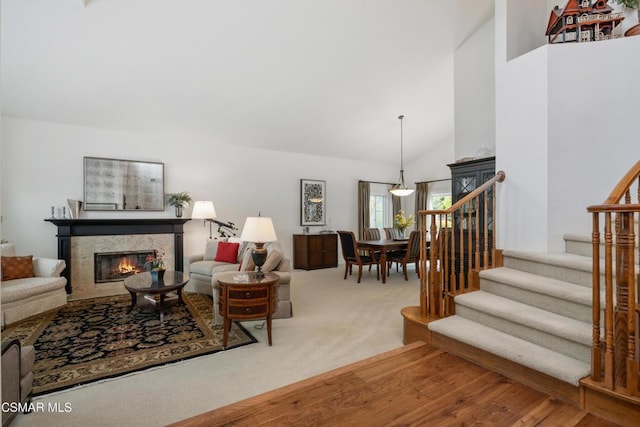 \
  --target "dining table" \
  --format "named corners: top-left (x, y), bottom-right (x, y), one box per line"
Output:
top-left (357, 238), bottom-right (409, 284)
